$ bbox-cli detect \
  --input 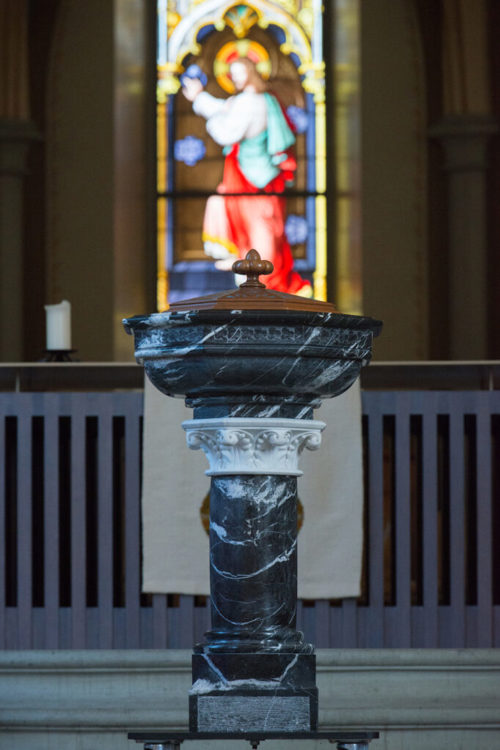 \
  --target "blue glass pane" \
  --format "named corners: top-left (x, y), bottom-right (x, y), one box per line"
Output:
top-left (180, 64), bottom-right (207, 87)
top-left (286, 106), bottom-right (309, 134)
top-left (174, 136), bottom-right (206, 166)
top-left (268, 24), bottom-right (286, 45)
top-left (197, 24), bottom-right (215, 43)
top-left (285, 215), bottom-right (308, 245)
